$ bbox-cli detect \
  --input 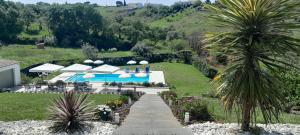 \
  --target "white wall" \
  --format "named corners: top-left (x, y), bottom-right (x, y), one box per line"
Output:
top-left (0, 64), bottom-right (21, 86)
